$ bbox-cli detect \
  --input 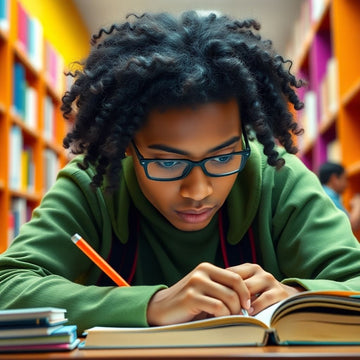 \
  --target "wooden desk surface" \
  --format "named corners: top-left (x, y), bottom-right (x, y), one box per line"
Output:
top-left (0, 345), bottom-right (359, 359)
